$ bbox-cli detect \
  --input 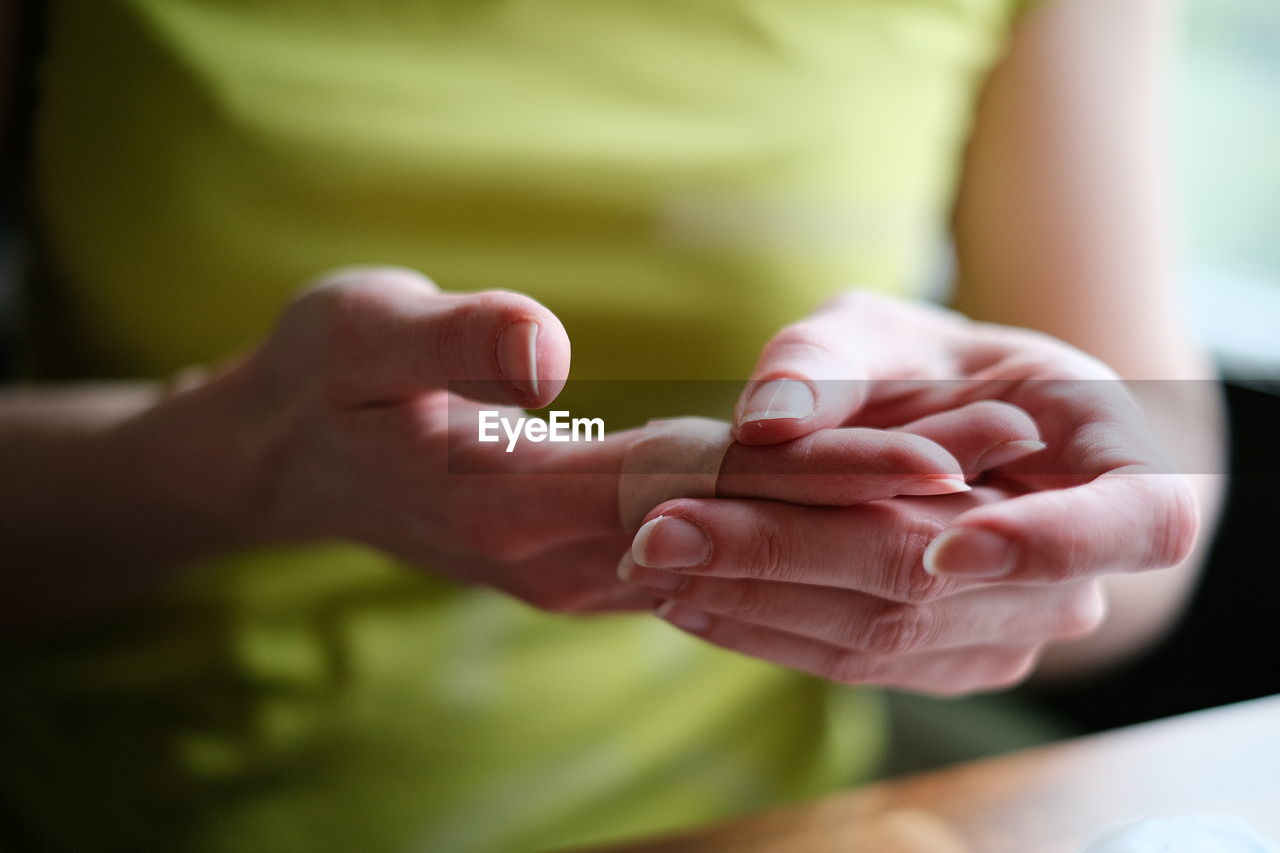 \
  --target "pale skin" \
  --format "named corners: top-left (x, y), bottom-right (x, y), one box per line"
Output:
top-left (622, 0), bottom-right (1224, 688)
top-left (0, 267), bottom-right (1048, 635)
top-left (0, 0), bottom-right (1221, 697)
